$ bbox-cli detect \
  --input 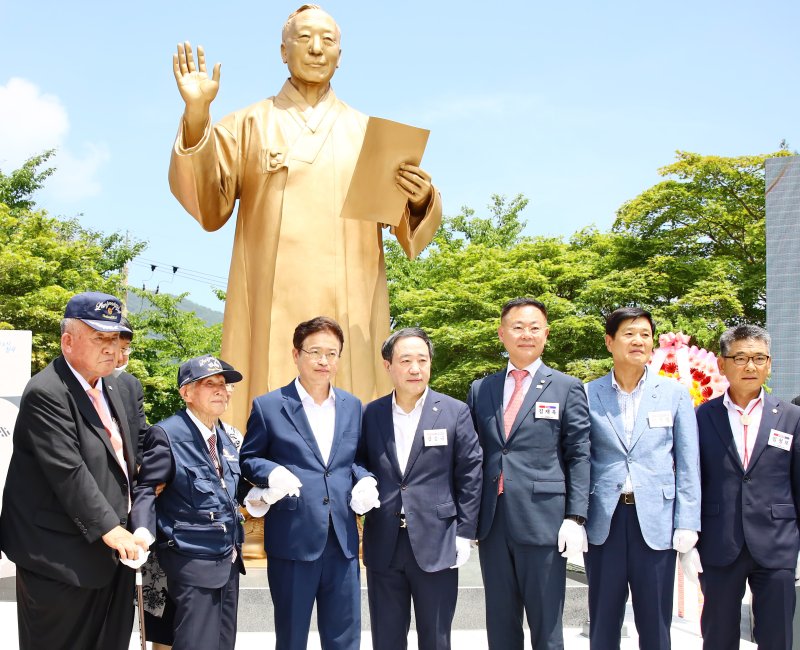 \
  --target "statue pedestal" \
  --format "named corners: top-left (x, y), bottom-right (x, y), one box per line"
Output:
top-left (242, 511), bottom-right (266, 560)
